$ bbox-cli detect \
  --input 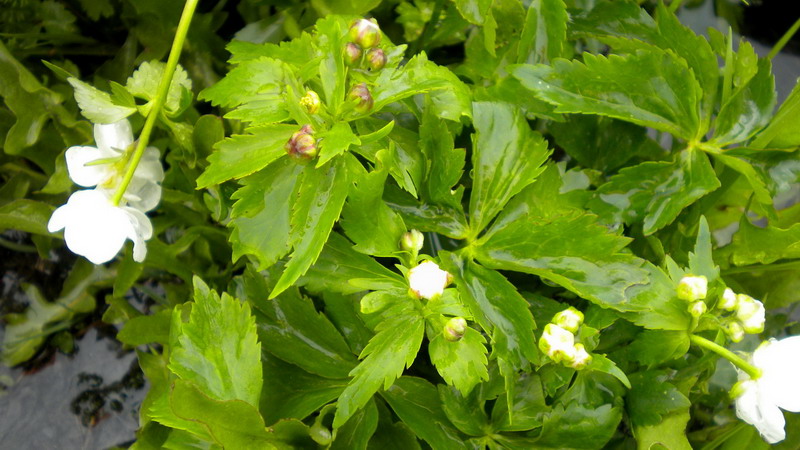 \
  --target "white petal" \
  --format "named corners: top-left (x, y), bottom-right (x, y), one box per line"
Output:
top-left (124, 178), bottom-right (162, 212)
top-left (94, 120), bottom-right (133, 154)
top-left (757, 336), bottom-right (800, 412)
top-left (48, 203), bottom-right (72, 232)
top-left (408, 261), bottom-right (451, 299)
top-left (121, 206), bottom-right (152, 262)
top-left (61, 191), bottom-right (131, 264)
top-left (65, 146), bottom-right (116, 187)
top-left (137, 147), bottom-right (165, 183)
